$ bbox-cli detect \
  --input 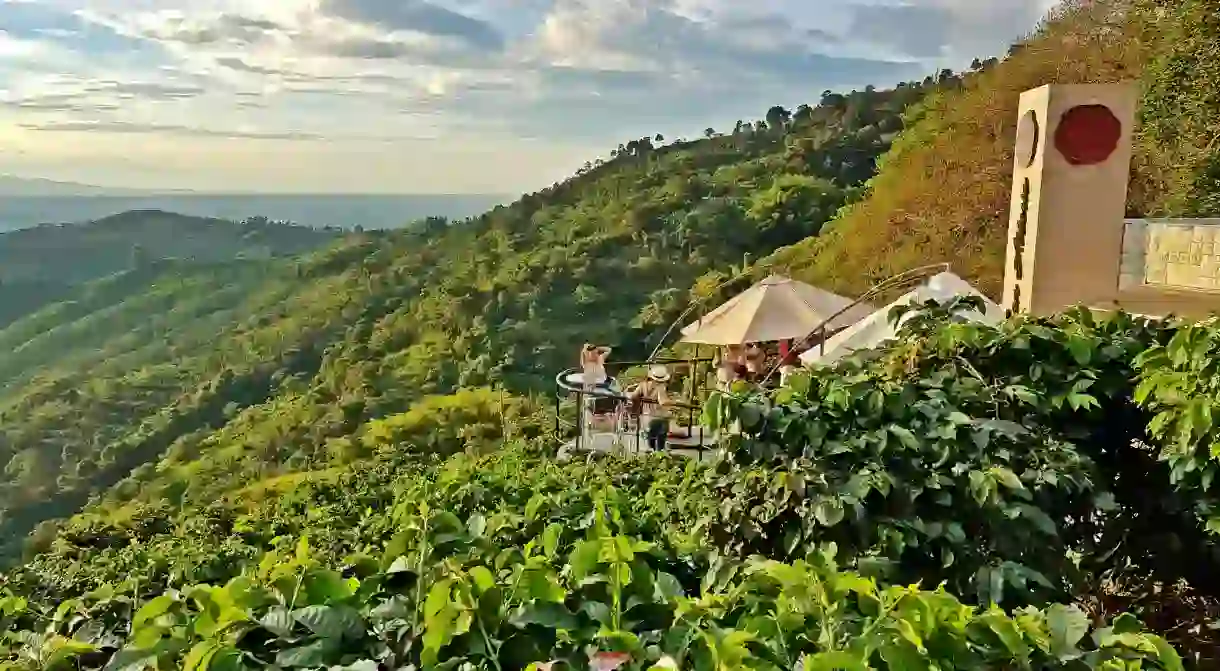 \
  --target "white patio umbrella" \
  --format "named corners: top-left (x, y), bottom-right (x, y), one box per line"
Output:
top-left (680, 274), bottom-right (874, 345)
top-left (800, 271), bottom-right (1002, 366)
